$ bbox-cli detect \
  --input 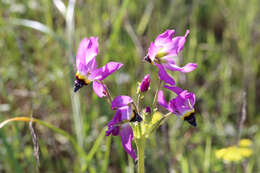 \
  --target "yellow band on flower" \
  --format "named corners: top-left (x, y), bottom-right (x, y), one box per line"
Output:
top-left (181, 109), bottom-right (195, 120)
top-left (76, 72), bottom-right (91, 84)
